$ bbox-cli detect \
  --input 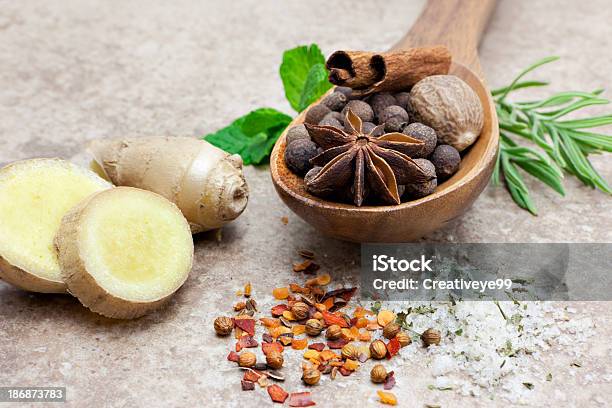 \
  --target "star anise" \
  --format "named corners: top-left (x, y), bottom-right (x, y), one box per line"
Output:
top-left (304, 109), bottom-right (432, 206)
